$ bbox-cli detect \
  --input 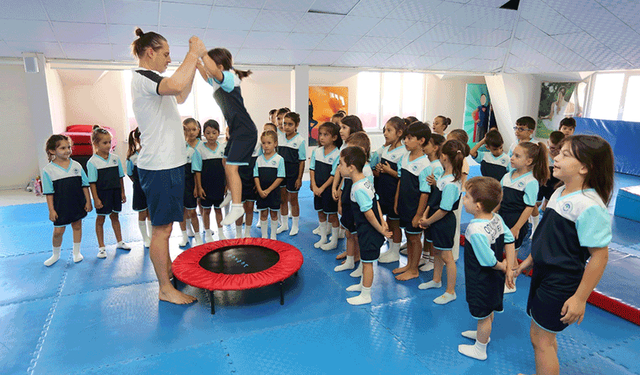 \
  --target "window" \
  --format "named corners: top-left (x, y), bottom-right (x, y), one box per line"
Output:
top-left (589, 73), bottom-right (624, 120)
top-left (356, 71), bottom-right (426, 130)
top-left (122, 69), bottom-right (226, 134)
top-left (356, 72), bottom-right (381, 129)
top-left (623, 76), bottom-right (640, 122)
